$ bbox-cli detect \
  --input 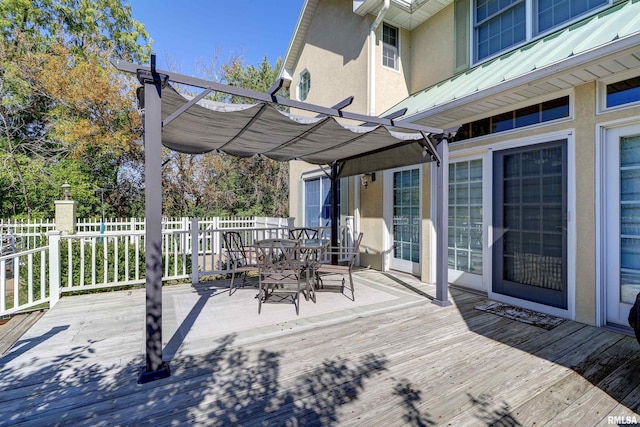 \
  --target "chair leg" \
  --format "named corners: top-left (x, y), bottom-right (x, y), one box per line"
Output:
top-left (258, 282), bottom-right (263, 314)
top-left (348, 272), bottom-right (355, 301)
top-left (229, 271), bottom-right (236, 295)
